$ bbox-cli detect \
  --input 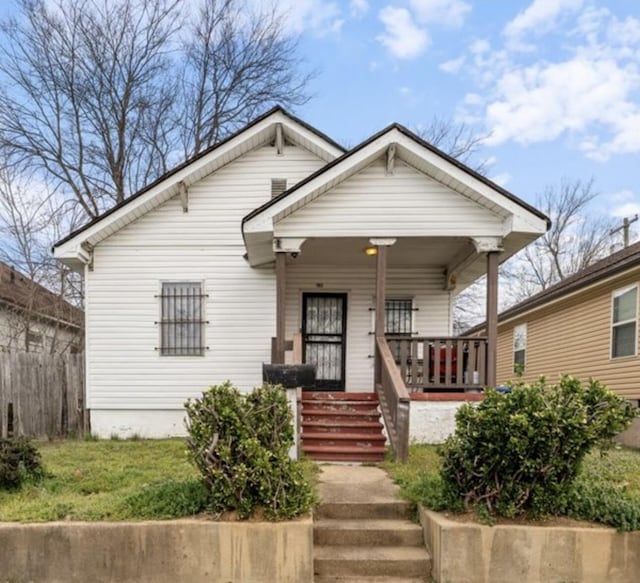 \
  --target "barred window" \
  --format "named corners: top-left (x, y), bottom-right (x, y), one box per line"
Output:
top-left (385, 299), bottom-right (413, 335)
top-left (158, 282), bottom-right (207, 356)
